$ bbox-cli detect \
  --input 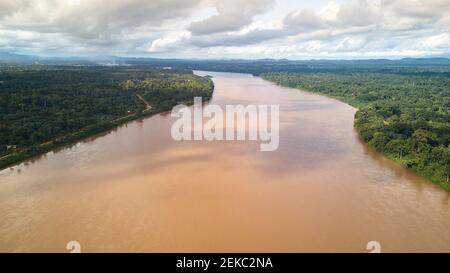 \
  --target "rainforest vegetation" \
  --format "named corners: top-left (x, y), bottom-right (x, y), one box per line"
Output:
top-left (0, 65), bottom-right (213, 169)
